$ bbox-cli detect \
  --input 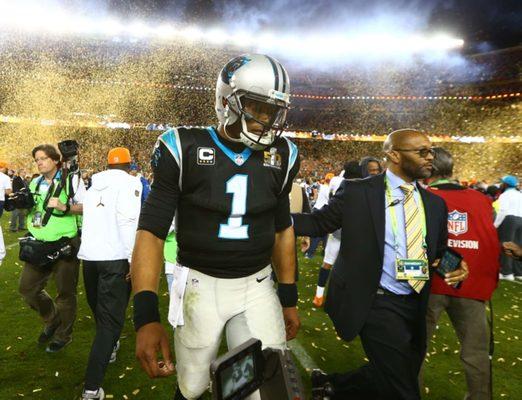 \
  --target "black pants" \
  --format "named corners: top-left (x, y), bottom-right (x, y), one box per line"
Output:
top-left (329, 292), bottom-right (426, 400)
top-left (497, 215), bottom-right (522, 276)
top-left (83, 259), bottom-right (131, 391)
